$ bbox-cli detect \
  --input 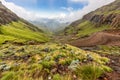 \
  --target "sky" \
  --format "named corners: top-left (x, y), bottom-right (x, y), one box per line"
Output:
top-left (0, 0), bottom-right (115, 22)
